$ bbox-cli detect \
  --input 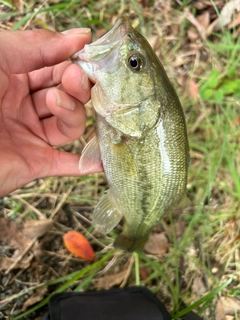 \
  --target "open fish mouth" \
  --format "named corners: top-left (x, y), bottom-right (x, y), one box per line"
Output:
top-left (72, 17), bottom-right (131, 61)
top-left (71, 17), bottom-right (134, 82)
